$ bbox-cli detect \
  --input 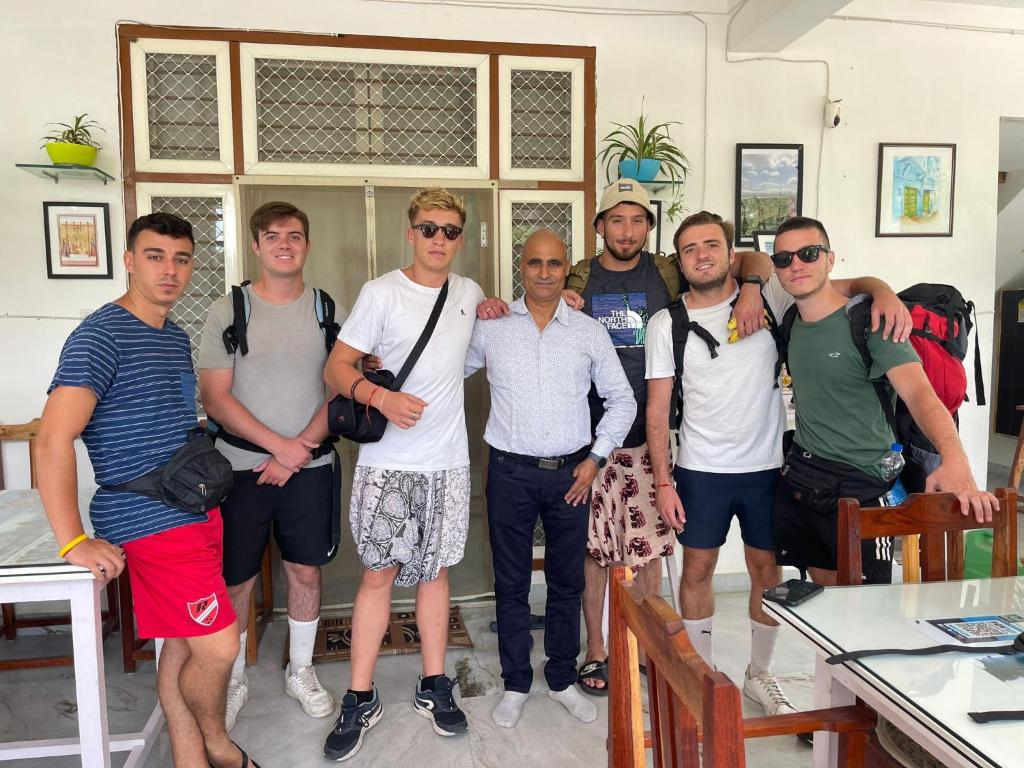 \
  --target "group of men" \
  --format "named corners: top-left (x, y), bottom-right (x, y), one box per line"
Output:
top-left (35, 179), bottom-right (997, 767)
